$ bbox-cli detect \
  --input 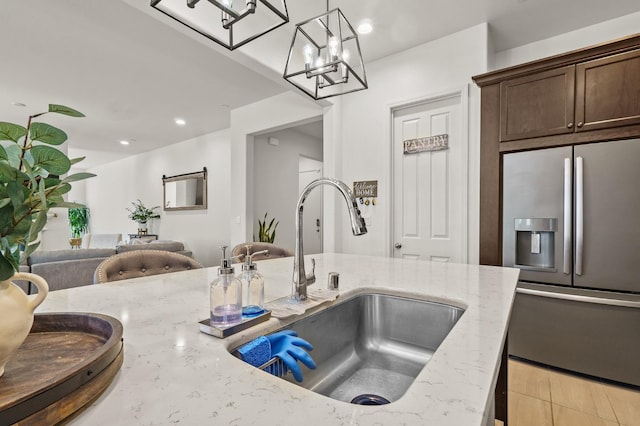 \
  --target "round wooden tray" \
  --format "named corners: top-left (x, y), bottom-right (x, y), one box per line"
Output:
top-left (0, 313), bottom-right (123, 426)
